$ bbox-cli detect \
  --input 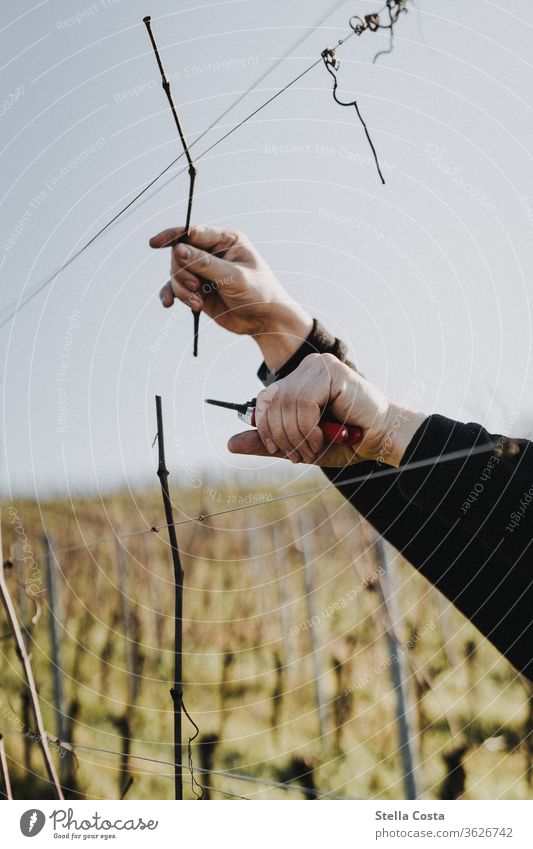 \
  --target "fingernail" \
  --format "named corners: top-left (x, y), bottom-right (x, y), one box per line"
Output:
top-left (176, 244), bottom-right (190, 260)
top-left (266, 439), bottom-right (277, 454)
